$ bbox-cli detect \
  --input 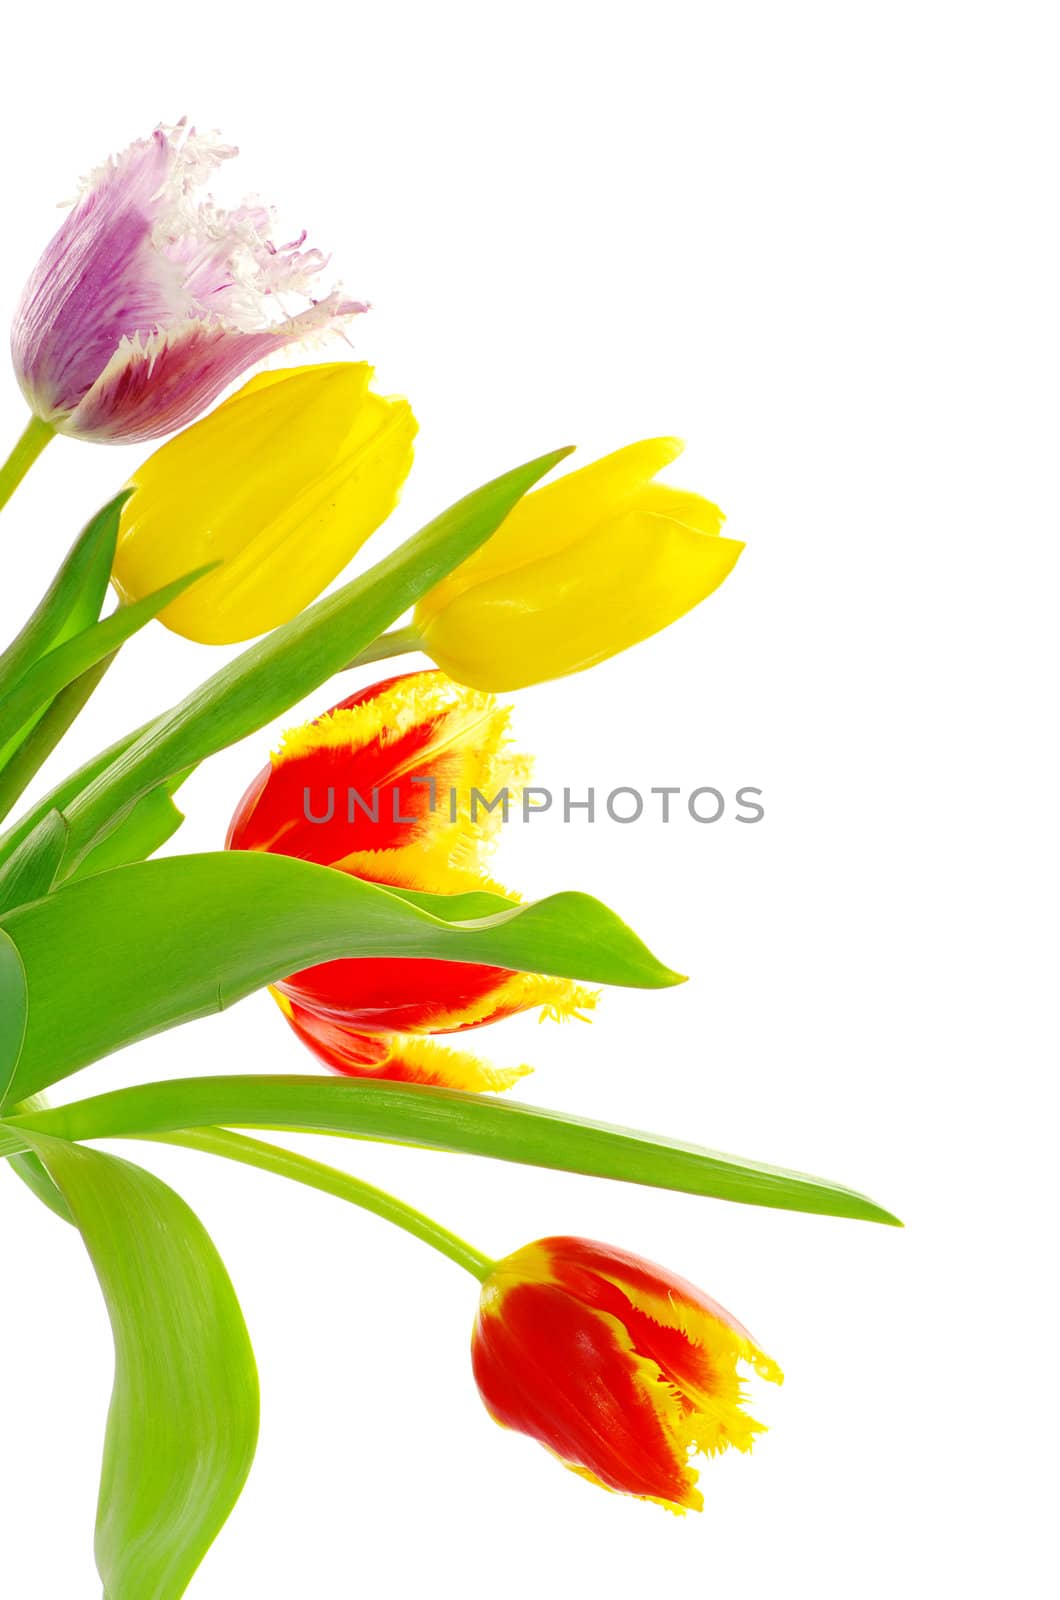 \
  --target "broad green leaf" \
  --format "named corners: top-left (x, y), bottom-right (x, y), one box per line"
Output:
top-left (0, 850), bottom-right (679, 1101)
top-left (386, 885), bottom-right (518, 919)
top-left (0, 656), bottom-right (116, 823)
top-left (0, 493), bottom-right (128, 698)
top-left (71, 784), bottom-right (186, 880)
top-left (58, 448), bottom-right (571, 872)
top-left (0, 928), bottom-right (27, 1106)
top-left (2, 1075), bottom-right (900, 1225)
top-left (0, 809), bottom-right (69, 914)
top-left (23, 1133), bottom-right (259, 1600)
top-left (0, 563), bottom-right (214, 758)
